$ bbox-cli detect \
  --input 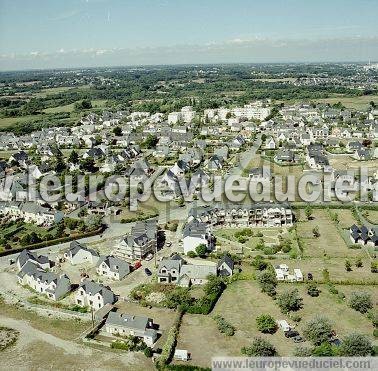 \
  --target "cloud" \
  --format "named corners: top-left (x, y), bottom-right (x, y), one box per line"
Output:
top-left (1, 36), bottom-right (378, 70)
